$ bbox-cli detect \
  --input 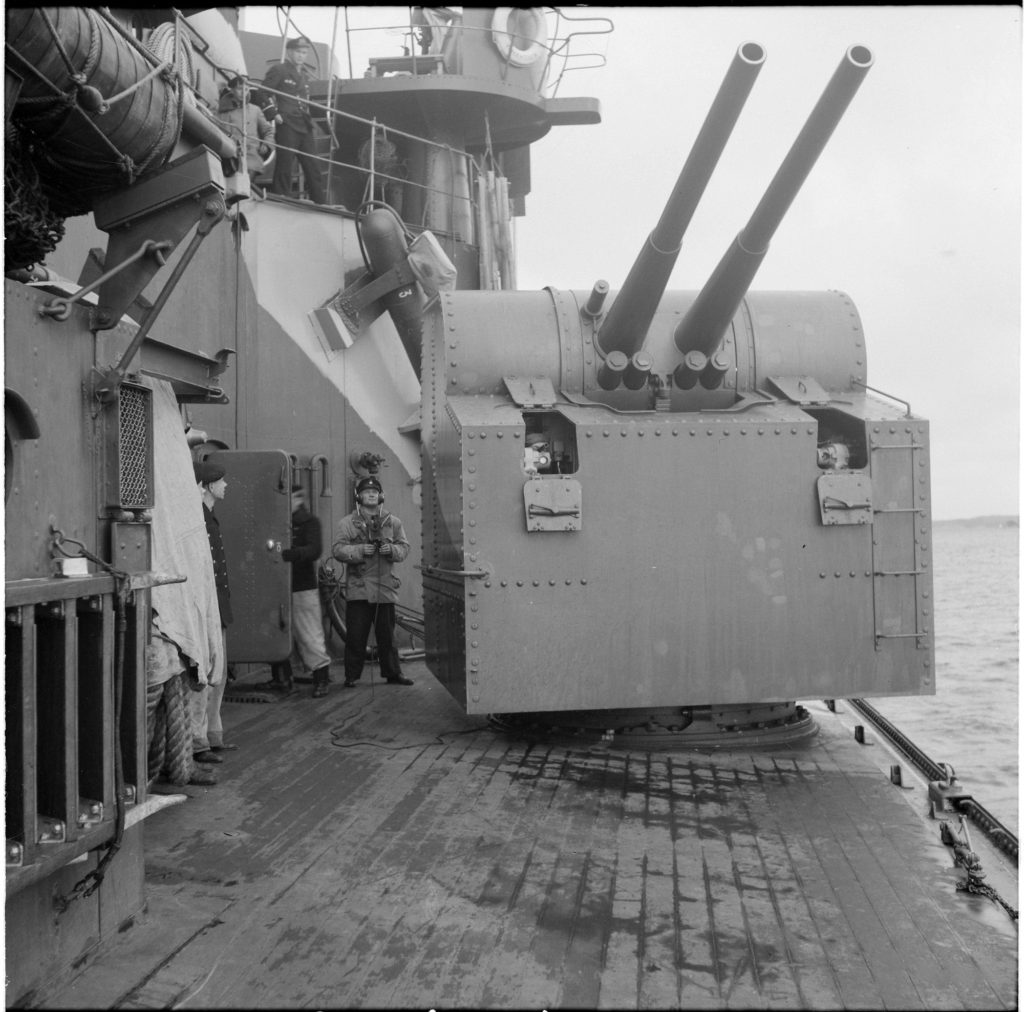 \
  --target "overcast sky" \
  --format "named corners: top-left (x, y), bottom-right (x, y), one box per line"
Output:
top-left (240, 6), bottom-right (1020, 521)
